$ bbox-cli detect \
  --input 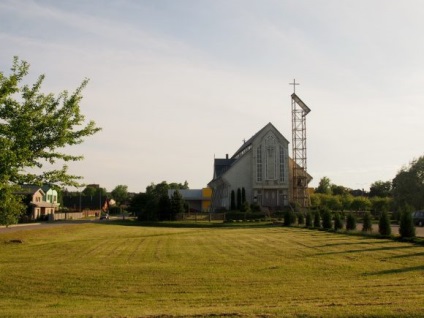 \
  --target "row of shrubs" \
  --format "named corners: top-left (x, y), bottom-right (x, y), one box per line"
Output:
top-left (282, 208), bottom-right (416, 239)
top-left (225, 209), bottom-right (417, 239)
